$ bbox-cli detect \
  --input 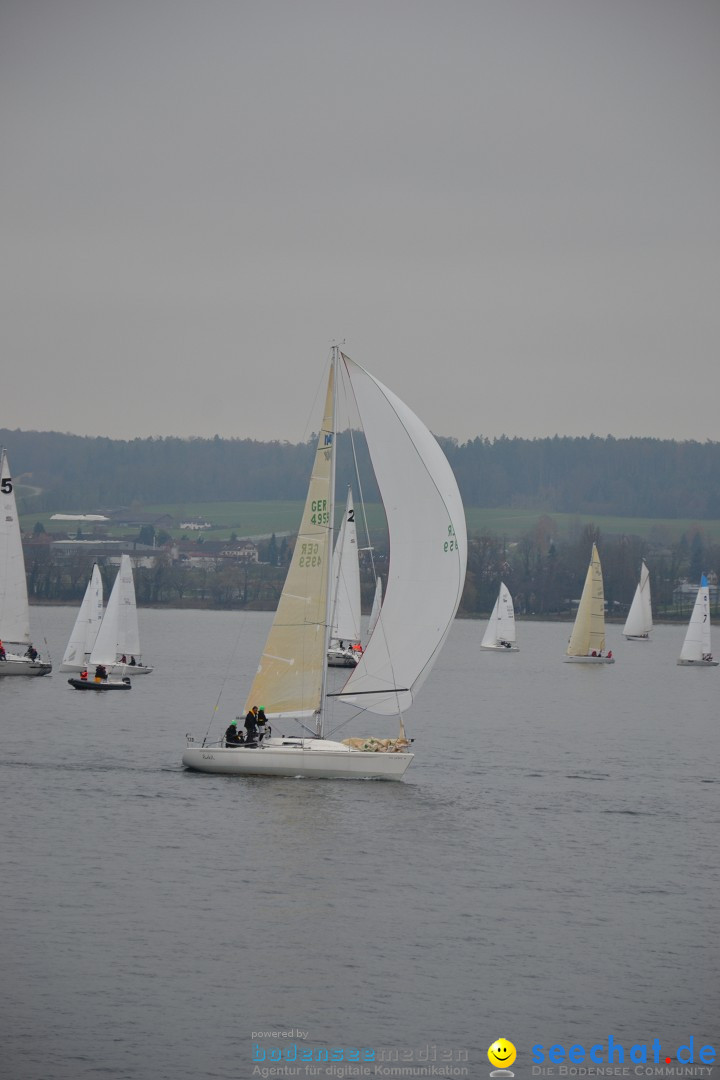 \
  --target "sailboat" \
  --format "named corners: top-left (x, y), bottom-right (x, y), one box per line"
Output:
top-left (677, 575), bottom-right (718, 666)
top-left (327, 487), bottom-right (363, 667)
top-left (0, 448), bottom-right (51, 676)
top-left (183, 347), bottom-right (467, 780)
top-left (59, 564), bottom-right (104, 671)
top-left (480, 582), bottom-right (518, 651)
top-left (623, 561), bottom-right (653, 641)
top-left (88, 554), bottom-right (153, 675)
top-left (564, 543), bottom-right (615, 663)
